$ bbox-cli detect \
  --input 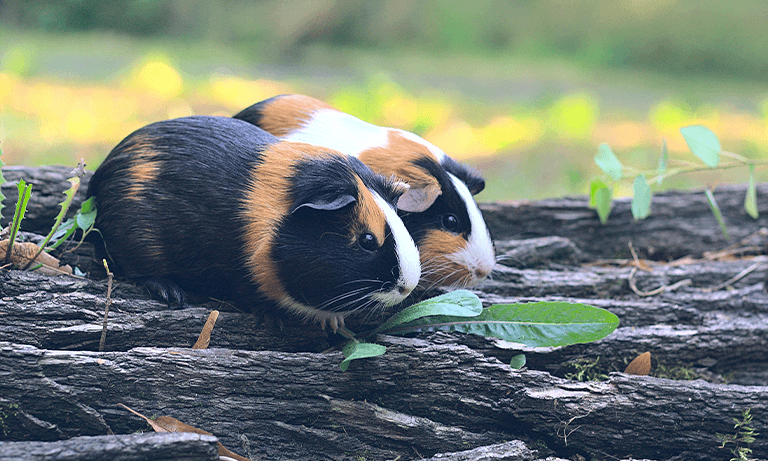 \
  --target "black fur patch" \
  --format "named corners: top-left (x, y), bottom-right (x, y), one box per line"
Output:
top-left (88, 117), bottom-right (277, 304)
top-left (274, 155), bottom-right (401, 312)
top-left (440, 156), bottom-right (486, 195)
top-left (400, 156), bottom-right (474, 245)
